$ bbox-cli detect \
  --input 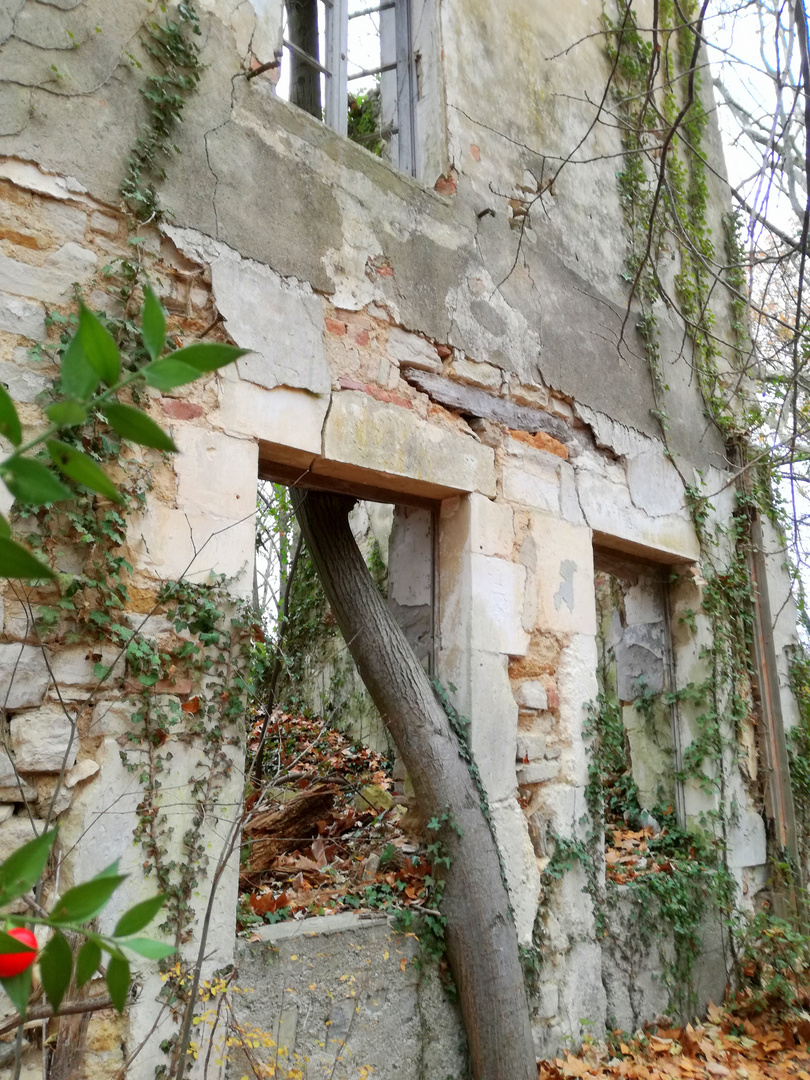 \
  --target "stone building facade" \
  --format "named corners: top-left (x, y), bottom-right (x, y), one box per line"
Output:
top-left (0, 0), bottom-right (804, 1076)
